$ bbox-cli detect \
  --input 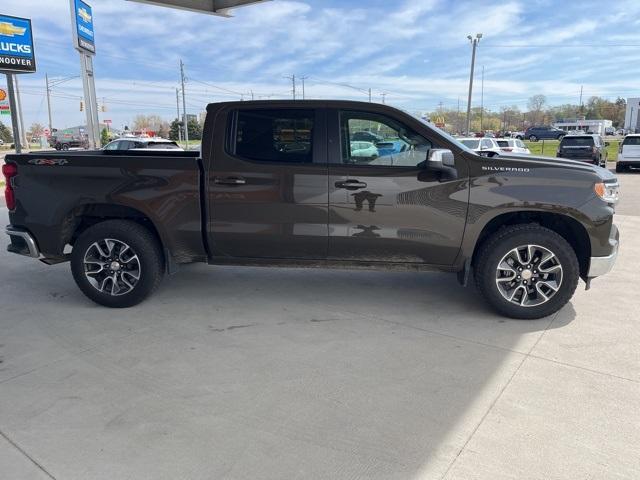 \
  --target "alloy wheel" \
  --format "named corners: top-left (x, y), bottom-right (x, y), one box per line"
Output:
top-left (83, 238), bottom-right (141, 296)
top-left (495, 244), bottom-right (563, 307)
